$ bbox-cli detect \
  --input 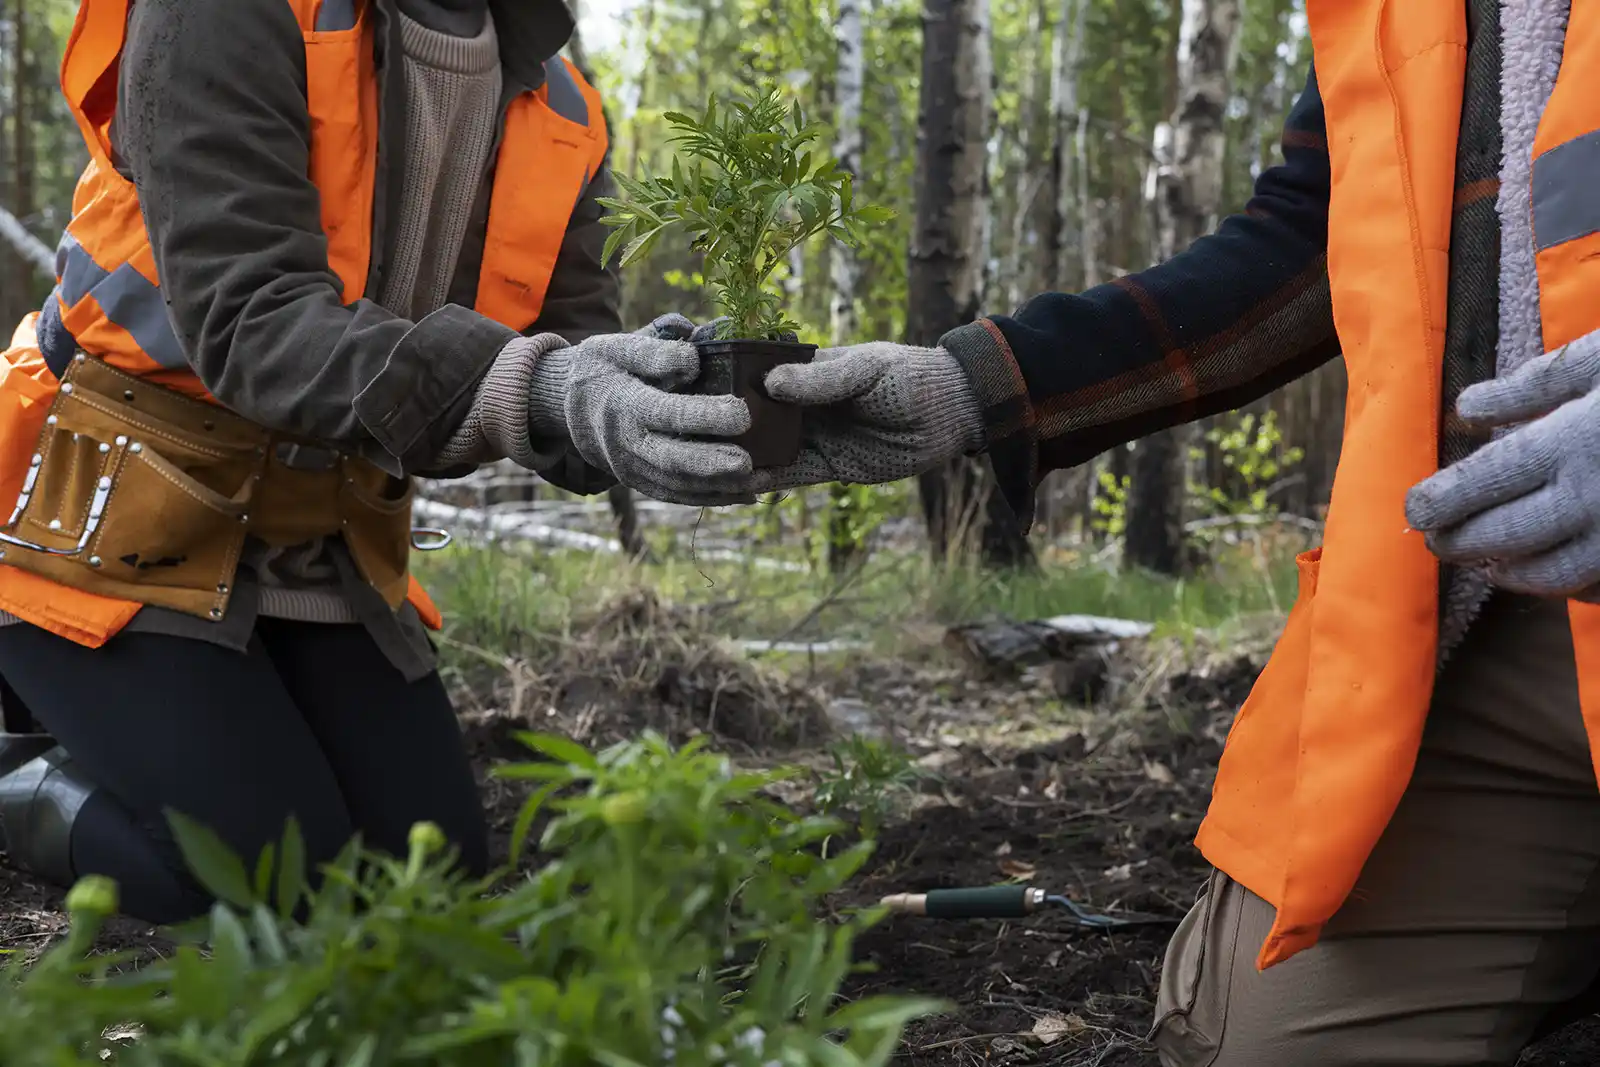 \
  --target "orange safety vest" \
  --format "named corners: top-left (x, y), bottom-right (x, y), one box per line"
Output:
top-left (1198, 0), bottom-right (1600, 970)
top-left (0, 0), bottom-right (608, 646)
